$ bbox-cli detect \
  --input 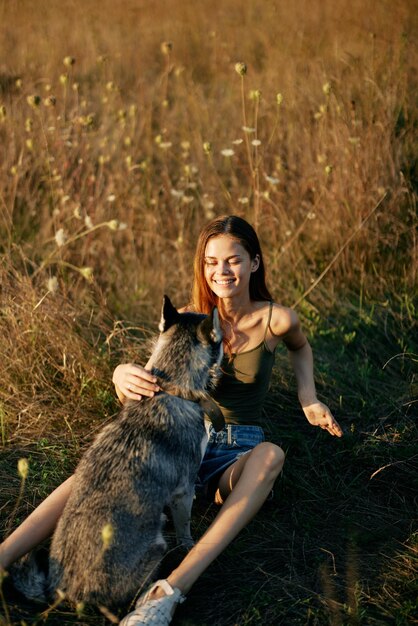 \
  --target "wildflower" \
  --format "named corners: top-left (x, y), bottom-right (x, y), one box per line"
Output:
top-left (265, 174), bottom-right (279, 185)
top-left (251, 139), bottom-right (261, 146)
top-left (181, 140), bottom-right (191, 151)
top-left (55, 228), bottom-right (66, 247)
top-left (43, 96), bottom-right (56, 107)
top-left (84, 215), bottom-right (93, 229)
top-left (161, 41), bottom-right (173, 55)
top-left (276, 93), bottom-right (284, 105)
top-left (0, 105), bottom-right (6, 121)
top-left (124, 136), bottom-right (132, 147)
top-left (182, 195), bottom-right (194, 204)
top-left (107, 220), bottom-right (119, 231)
top-left (238, 197), bottom-right (249, 204)
top-left (72, 82), bottom-right (79, 91)
top-left (348, 137), bottom-right (360, 145)
top-left (307, 211), bottom-right (316, 220)
top-left (235, 62), bottom-right (247, 76)
top-left (18, 458), bottom-right (29, 480)
top-left (76, 602), bottom-right (85, 618)
top-left (203, 141), bottom-right (212, 154)
top-left (159, 141), bottom-right (172, 150)
top-left (249, 89), bottom-right (261, 101)
top-left (171, 189), bottom-right (184, 199)
top-left (27, 95), bottom-right (41, 108)
top-left (118, 222), bottom-right (128, 230)
top-left (101, 523), bottom-right (114, 549)
top-left (25, 138), bottom-right (34, 151)
top-left (202, 196), bottom-right (215, 211)
top-left (80, 267), bottom-right (94, 281)
top-left (106, 81), bottom-right (116, 92)
top-left (47, 276), bottom-right (59, 293)
top-left (322, 81), bottom-right (332, 96)
top-left (324, 165), bottom-right (333, 176)
top-left (242, 126), bottom-right (256, 134)
top-left (107, 194), bottom-right (116, 203)
top-left (221, 148), bottom-right (234, 157)
top-left (73, 205), bottom-right (82, 219)
top-left (232, 139), bottom-right (243, 145)
top-left (59, 74), bottom-right (68, 85)
top-left (10, 165), bottom-right (18, 175)
top-left (63, 56), bottom-right (76, 67)
top-left (15, 78), bottom-right (22, 89)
